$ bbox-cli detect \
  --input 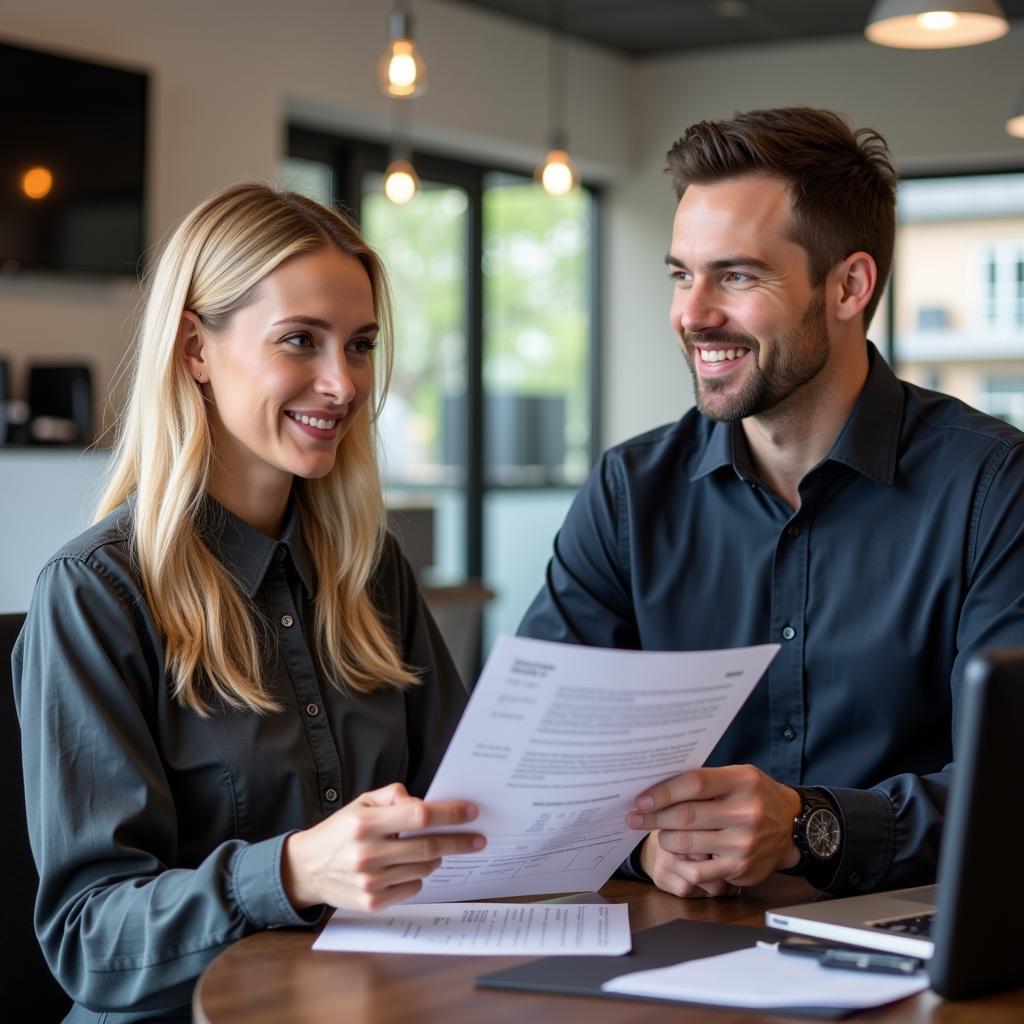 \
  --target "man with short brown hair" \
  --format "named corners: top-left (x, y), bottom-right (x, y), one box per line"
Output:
top-left (519, 108), bottom-right (1024, 898)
